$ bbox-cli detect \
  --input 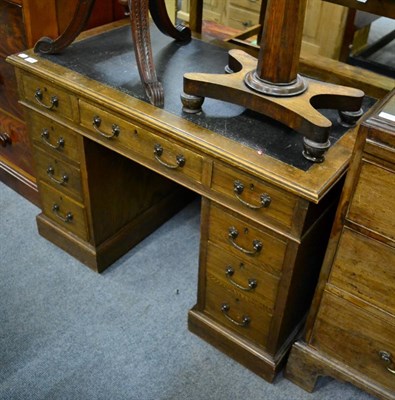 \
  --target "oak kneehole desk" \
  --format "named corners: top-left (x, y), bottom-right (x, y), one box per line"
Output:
top-left (7, 23), bottom-right (374, 382)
